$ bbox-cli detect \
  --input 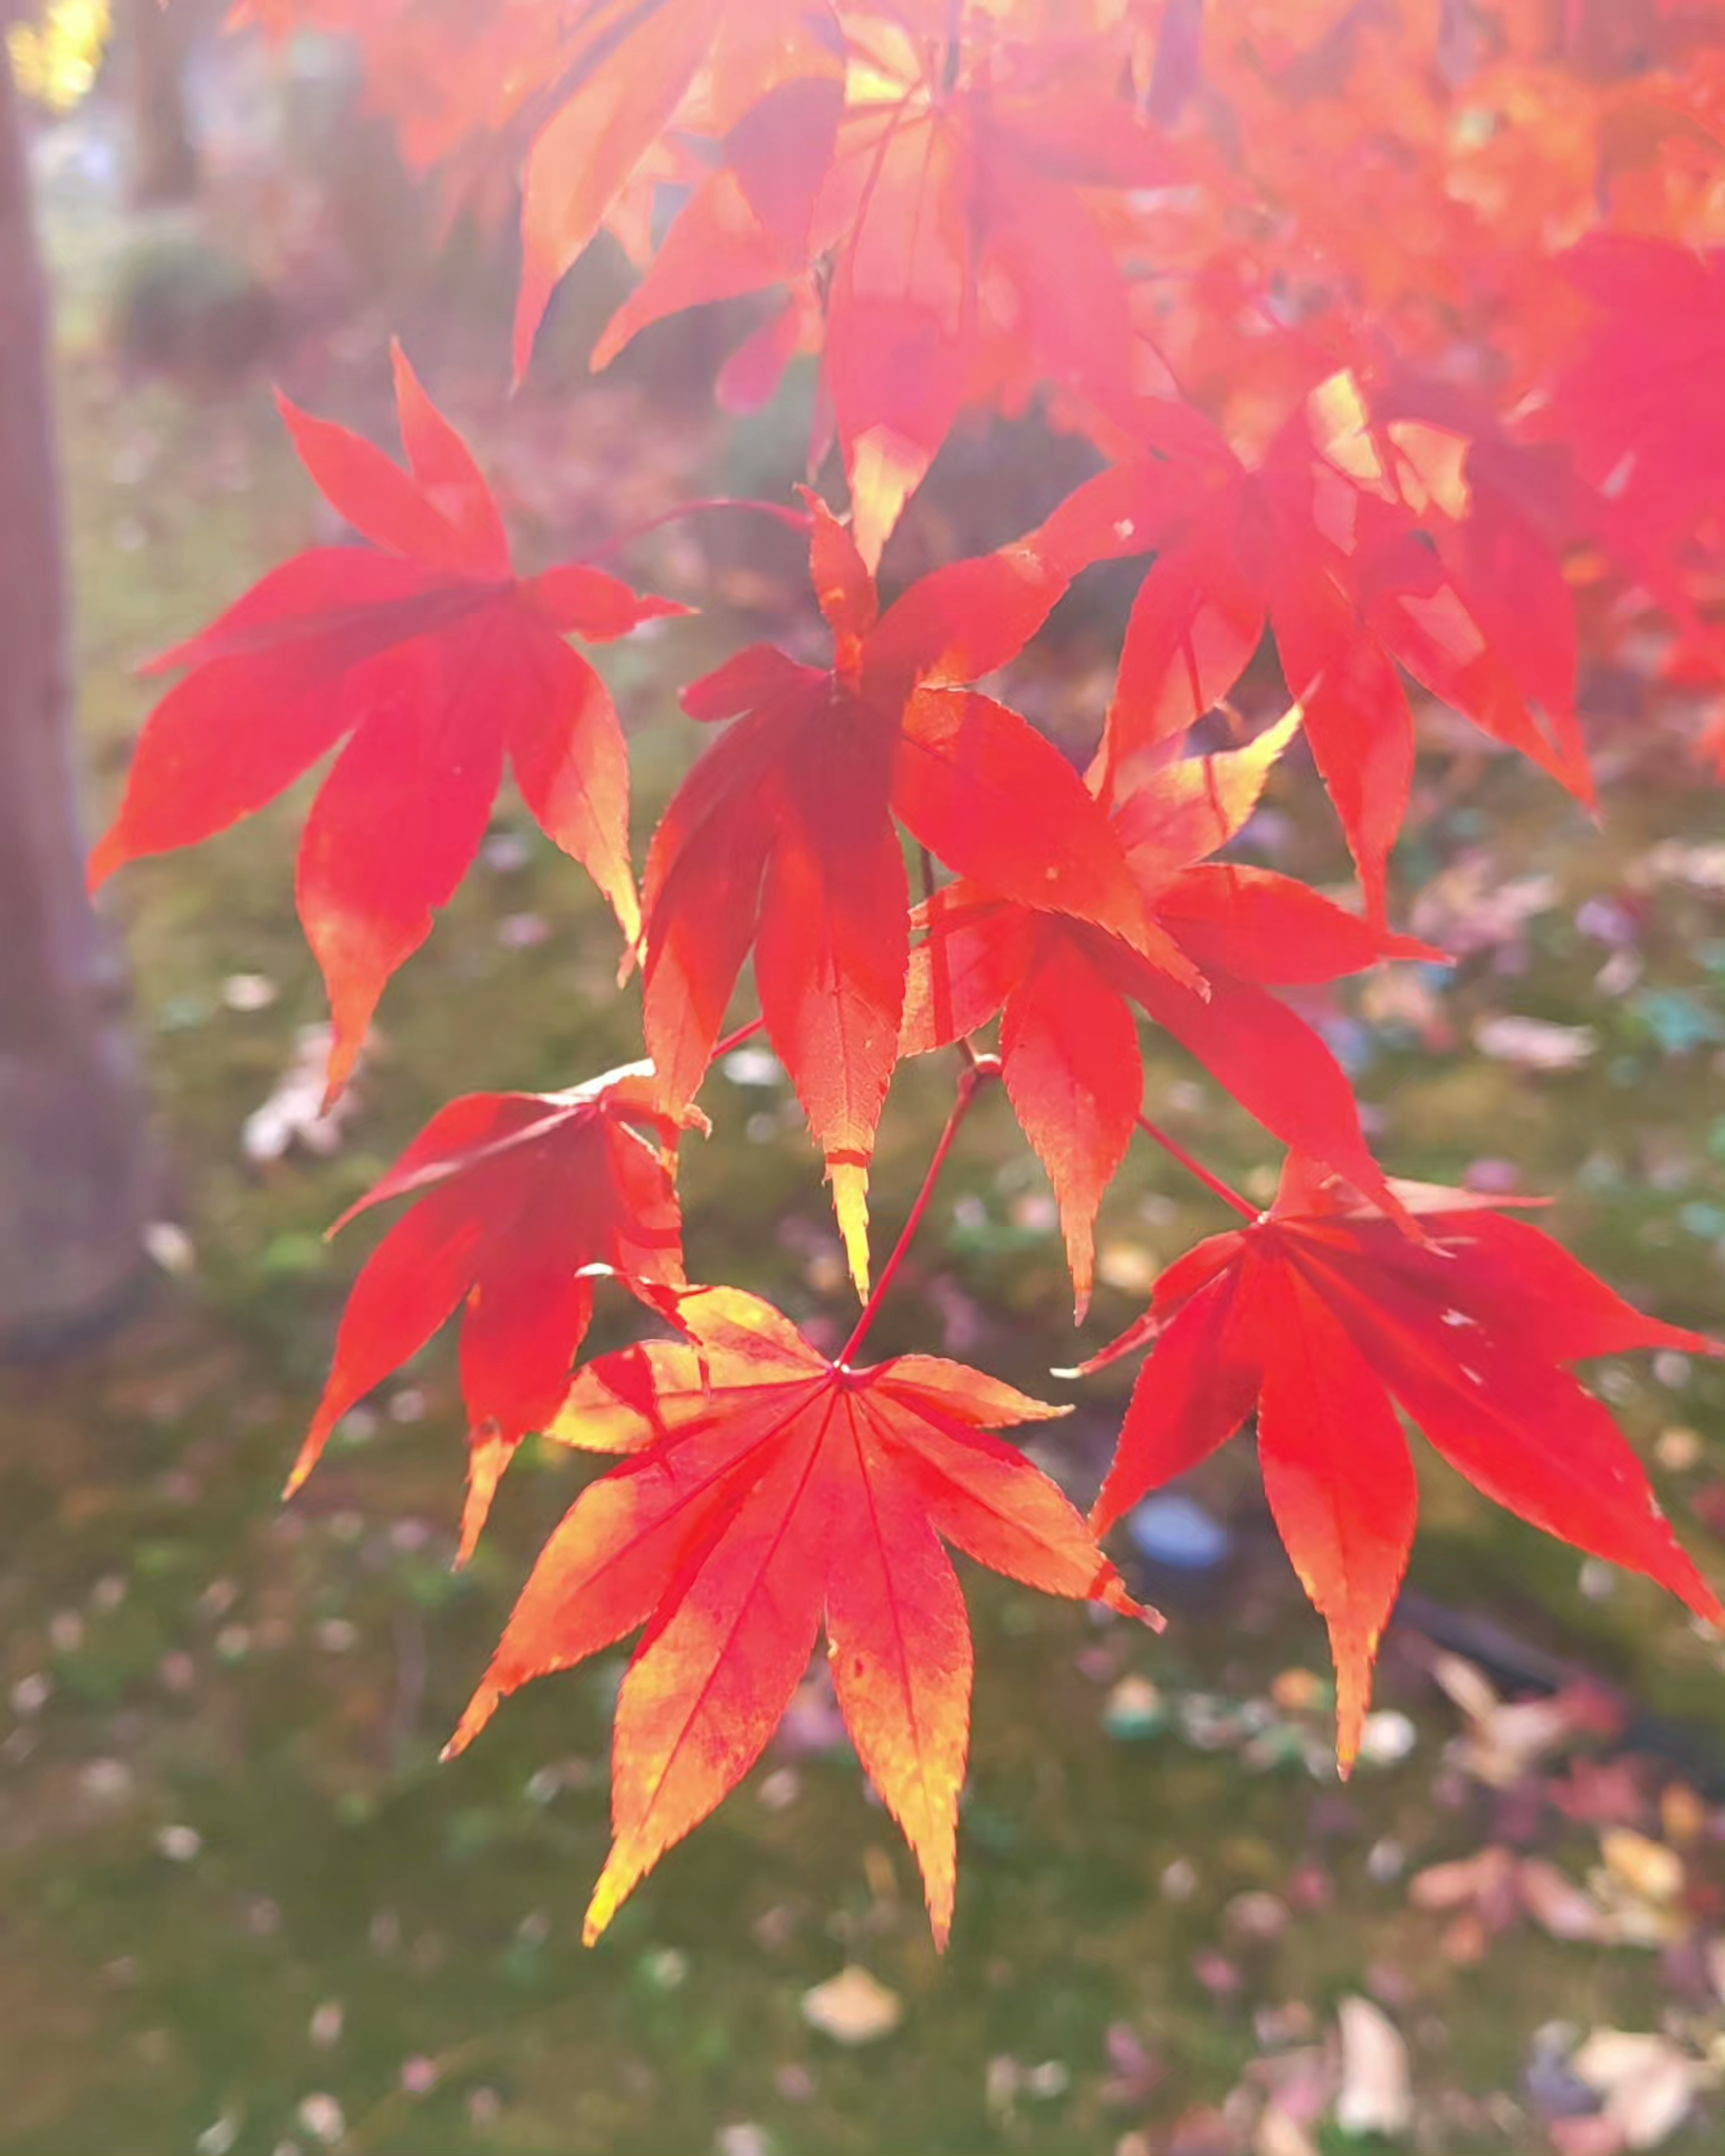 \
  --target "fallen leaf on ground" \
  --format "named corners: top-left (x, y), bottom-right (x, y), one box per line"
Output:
top-left (1598, 1829), bottom-right (1685, 1906)
top-left (1474, 1015), bottom-right (1599, 1071)
top-left (1255, 2104), bottom-right (1319, 2156)
top-left (1571, 2031), bottom-right (1714, 2151)
top-left (243, 1024), bottom-right (367, 1164)
top-left (1410, 1844), bottom-right (1518, 1916)
top-left (1334, 1995), bottom-right (1412, 2138)
top-left (800, 1965), bottom-right (903, 2045)
top-left (1517, 1857), bottom-right (1615, 1944)
top-left (1424, 1654), bottom-right (1624, 1788)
